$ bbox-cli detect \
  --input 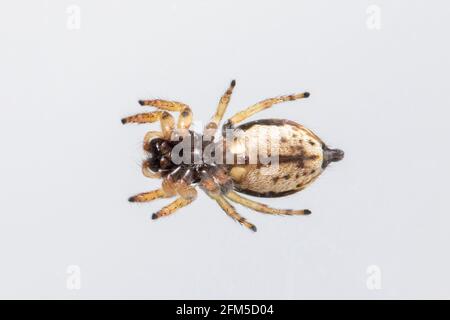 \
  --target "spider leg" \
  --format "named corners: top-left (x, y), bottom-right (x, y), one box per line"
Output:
top-left (222, 91), bottom-right (310, 135)
top-left (174, 180), bottom-right (198, 200)
top-left (152, 197), bottom-right (194, 220)
top-left (128, 179), bottom-right (177, 202)
top-left (138, 99), bottom-right (189, 111)
top-left (225, 191), bottom-right (311, 216)
top-left (208, 193), bottom-right (257, 232)
top-left (150, 179), bottom-right (197, 220)
top-left (128, 189), bottom-right (169, 203)
top-left (142, 160), bottom-right (161, 179)
top-left (121, 111), bottom-right (175, 138)
top-left (204, 80), bottom-right (236, 138)
top-left (138, 99), bottom-right (192, 131)
top-left (177, 107), bottom-right (193, 131)
top-left (152, 192), bottom-right (197, 220)
top-left (200, 173), bottom-right (256, 232)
